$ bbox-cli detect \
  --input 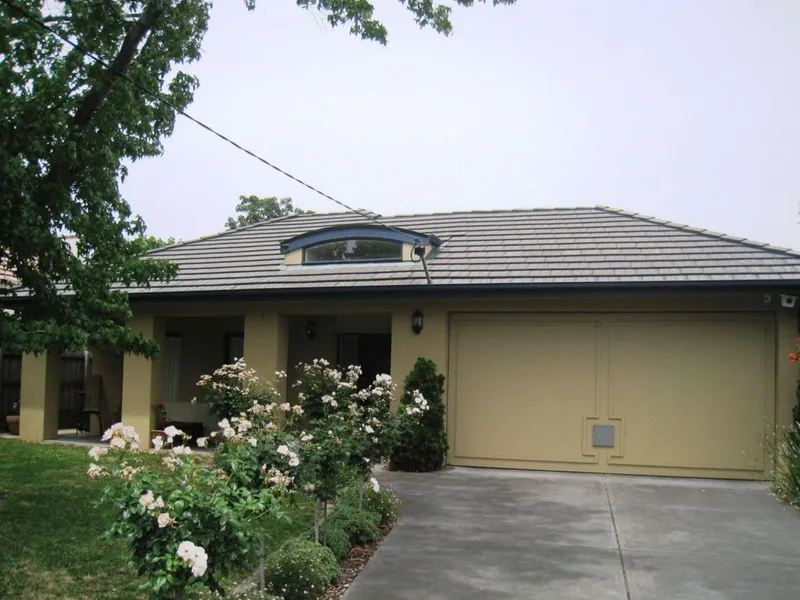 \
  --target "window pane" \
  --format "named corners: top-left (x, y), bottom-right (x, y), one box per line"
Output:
top-left (304, 239), bottom-right (402, 263)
